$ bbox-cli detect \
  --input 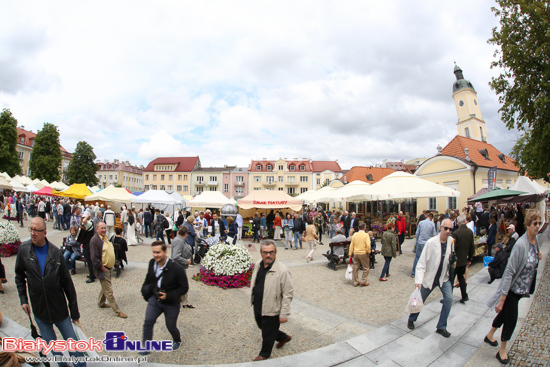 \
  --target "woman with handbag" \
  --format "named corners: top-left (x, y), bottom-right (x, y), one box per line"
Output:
top-left (485, 209), bottom-right (542, 365)
top-left (379, 223), bottom-right (397, 281)
top-left (282, 213), bottom-right (293, 249)
top-left (305, 218), bottom-right (318, 262)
